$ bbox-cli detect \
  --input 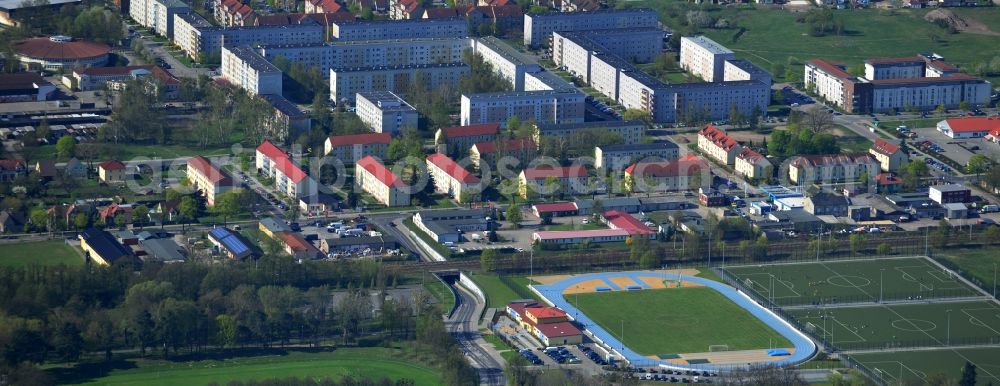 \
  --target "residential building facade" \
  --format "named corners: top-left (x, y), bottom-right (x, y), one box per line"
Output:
top-left (697, 124), bottom-right (742, 165)
top-left (255, 140), bottom-right (316, 198)
top-left (355, 90), bottom-right (418, 135)
top-left (221, 45), bottom-right (282, 95)
top-left (426, 153), bottom-right (480, 202)
top-left (355, 156), bottom-right (411, 207)
top-left (324, 132), bottom-right (391, 164)
top-left (186, 155), bottom-right (234, 206)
